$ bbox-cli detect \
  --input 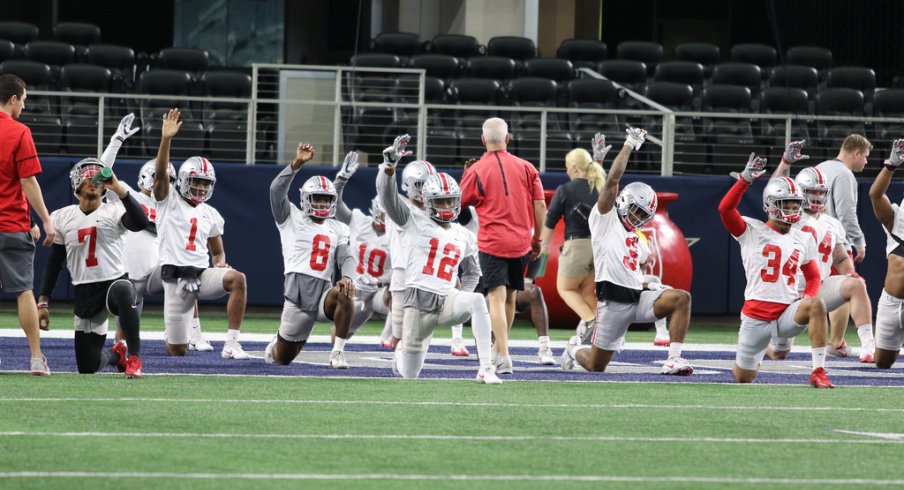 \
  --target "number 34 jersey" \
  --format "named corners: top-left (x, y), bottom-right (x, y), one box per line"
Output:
top-left (399, 210), bottom-right (478, 297)
top-left (276, 205), bottom-right (351, 281)
top-left (51, 203), bottom-right (127, 285)
top-left (156, 193), bottom-right (225, 269)
top-left (735, 217), bottom-right (817, 305)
